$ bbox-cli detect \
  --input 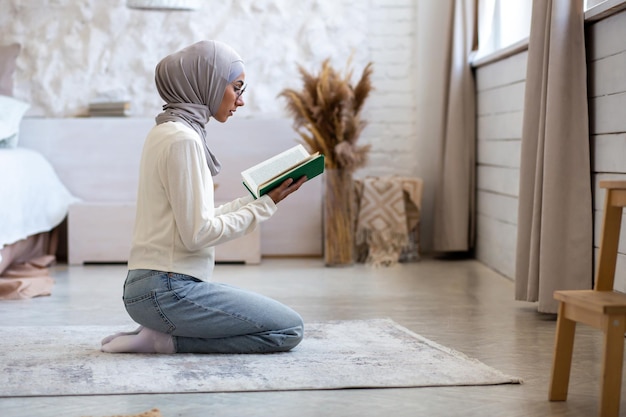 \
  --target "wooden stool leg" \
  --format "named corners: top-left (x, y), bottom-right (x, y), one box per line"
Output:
top-left (599, 314), bottom-right (626, 417)
top-left (549, 303), bottom-right (576, 401)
